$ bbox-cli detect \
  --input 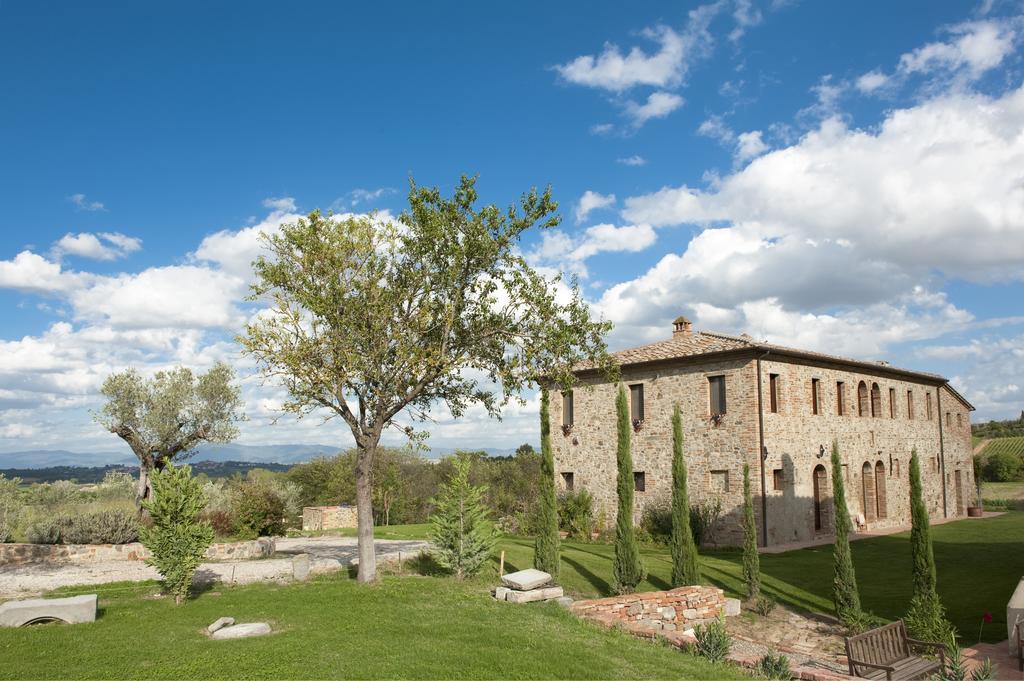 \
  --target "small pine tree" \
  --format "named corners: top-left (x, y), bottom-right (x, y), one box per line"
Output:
top-left (829, 440), bottom-right (863, 624)
top-left (670, 405), bottom-right (701, 586)
top-left (139, 463), bottom-right (214, 604)
top-left (905, 448), bottom-right (955, 642)
top-left (741, 463), bottom-right (761, 600)
top-left (534, 389), bottom-right (560, 579)
top-left (613, 384), bottom-right (645, 594)
top-left (430, 456), bottom-right (497, 580)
